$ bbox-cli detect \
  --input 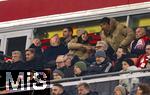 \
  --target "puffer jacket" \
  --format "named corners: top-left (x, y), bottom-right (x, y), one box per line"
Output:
top-left (101, 18), bottom-right (135, 51)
